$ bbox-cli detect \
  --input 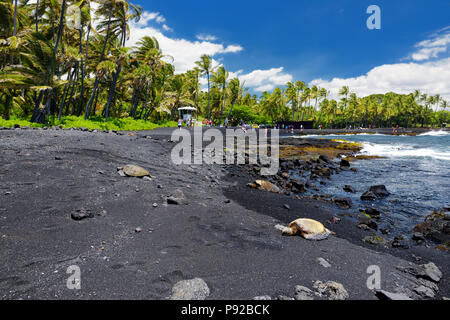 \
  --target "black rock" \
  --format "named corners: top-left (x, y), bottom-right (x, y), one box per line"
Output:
top-left (364, 208), bottom-right (381, 218)
top-left (361, 191), bottom-right (377, 201)
top-left (334, 197), bottom-right (352, 209)
top-left (392, 237), bottom-right (409, 249)
top-left (291, 180), bottom-right (307, 193)
top-left (71, 209), bottom-right (93, 221)
top-left (343, 185), bottom-right (356, 193)
top-left (412, 232), bottom-right (426, 242)
top-left (358, 215), bottom-right (378, 230)
top-left (369, 185), bottom-right (390, 198)
top-left (340, 159), bottom-right (350, 168)
top-left (319, 155), bottom-right (331, 163)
